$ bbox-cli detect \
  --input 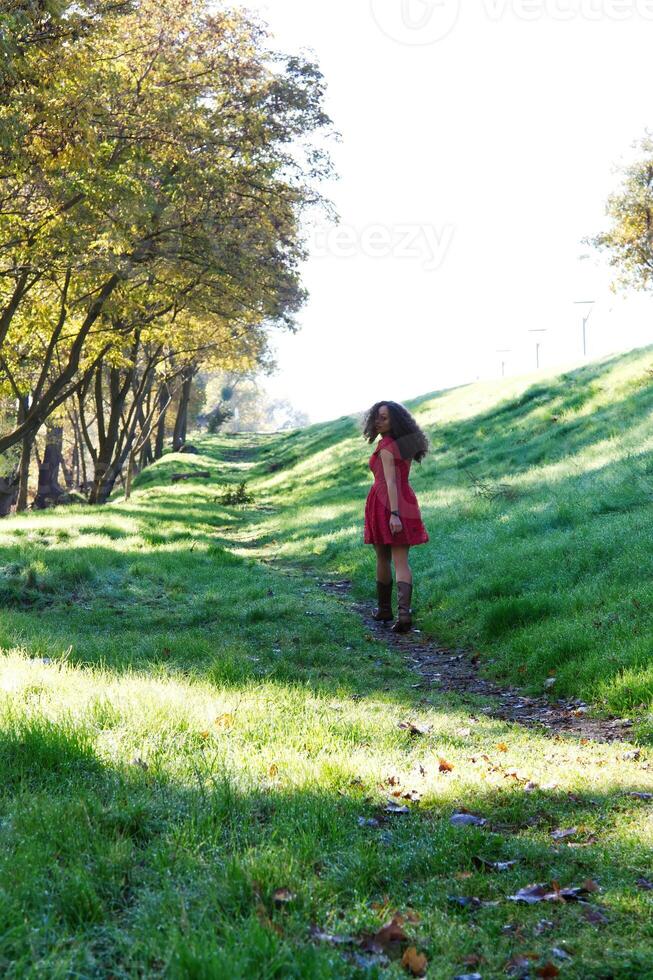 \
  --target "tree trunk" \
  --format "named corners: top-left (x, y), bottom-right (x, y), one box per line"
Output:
top-left (87, 361), bottom-right (133, 505)
top-left (60, 453), bottom-right (73, 491)
top-left (15, 397), bottom-right (32, 512)
top-left (34, 425), bottom-right (65, 509)
top-left (173, 368), bottom-right (194, 451)
top-left (154, 382), bottom-right (169, 459)
top-left (139, 436), bottom-right (153, 470)
top-left (0, 476), bottom-right (18, 517)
